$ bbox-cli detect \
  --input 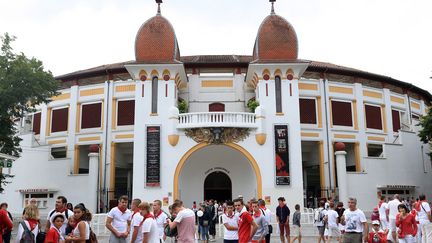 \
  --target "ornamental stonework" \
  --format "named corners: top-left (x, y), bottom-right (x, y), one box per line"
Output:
top-left (185, 127), bottom-right (250, 144)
